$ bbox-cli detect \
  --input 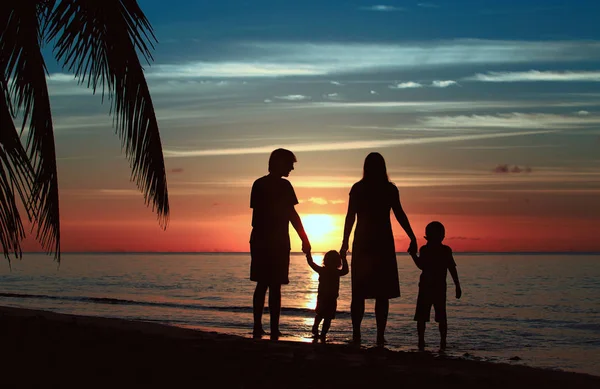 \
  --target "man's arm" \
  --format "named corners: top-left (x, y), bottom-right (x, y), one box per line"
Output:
top-left (290, 207), bottom-right (311, 254)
